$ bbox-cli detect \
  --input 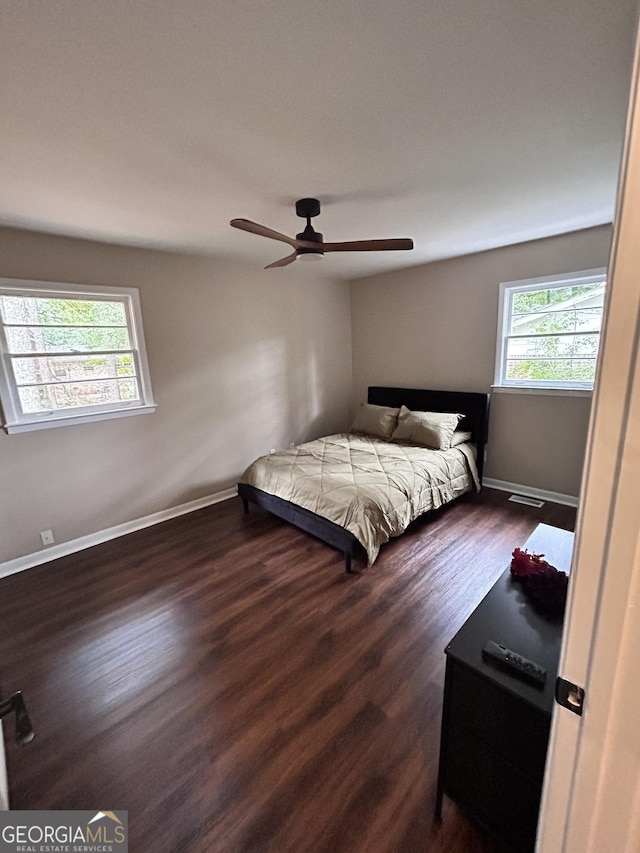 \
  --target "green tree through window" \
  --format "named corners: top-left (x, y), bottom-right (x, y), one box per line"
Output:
top-left (0, 279), bottom-right (155, 433)
top-left (496, 271), bottom-right (606, 389)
